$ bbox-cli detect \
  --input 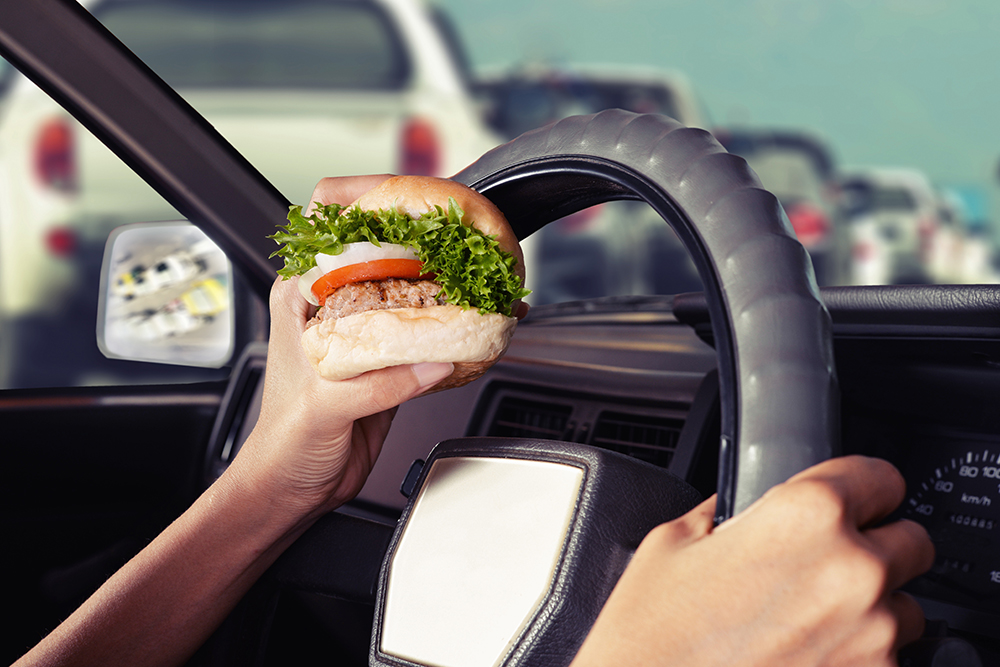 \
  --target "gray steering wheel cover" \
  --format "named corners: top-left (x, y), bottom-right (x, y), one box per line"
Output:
top-left (454, 110), bottom-right (838, 516)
